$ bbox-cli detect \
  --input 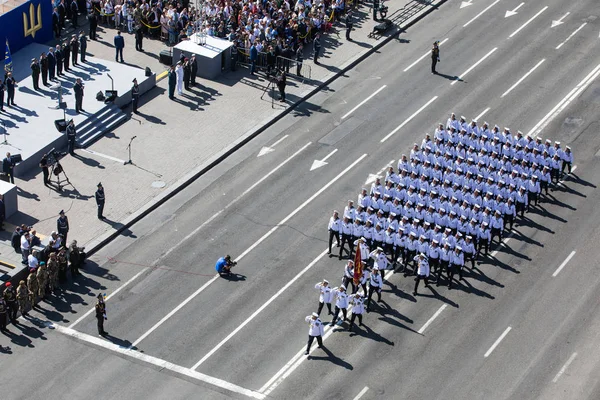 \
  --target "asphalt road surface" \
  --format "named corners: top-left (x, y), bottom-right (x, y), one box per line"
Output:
top-left (3, 0), bottom-right (600, 399)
